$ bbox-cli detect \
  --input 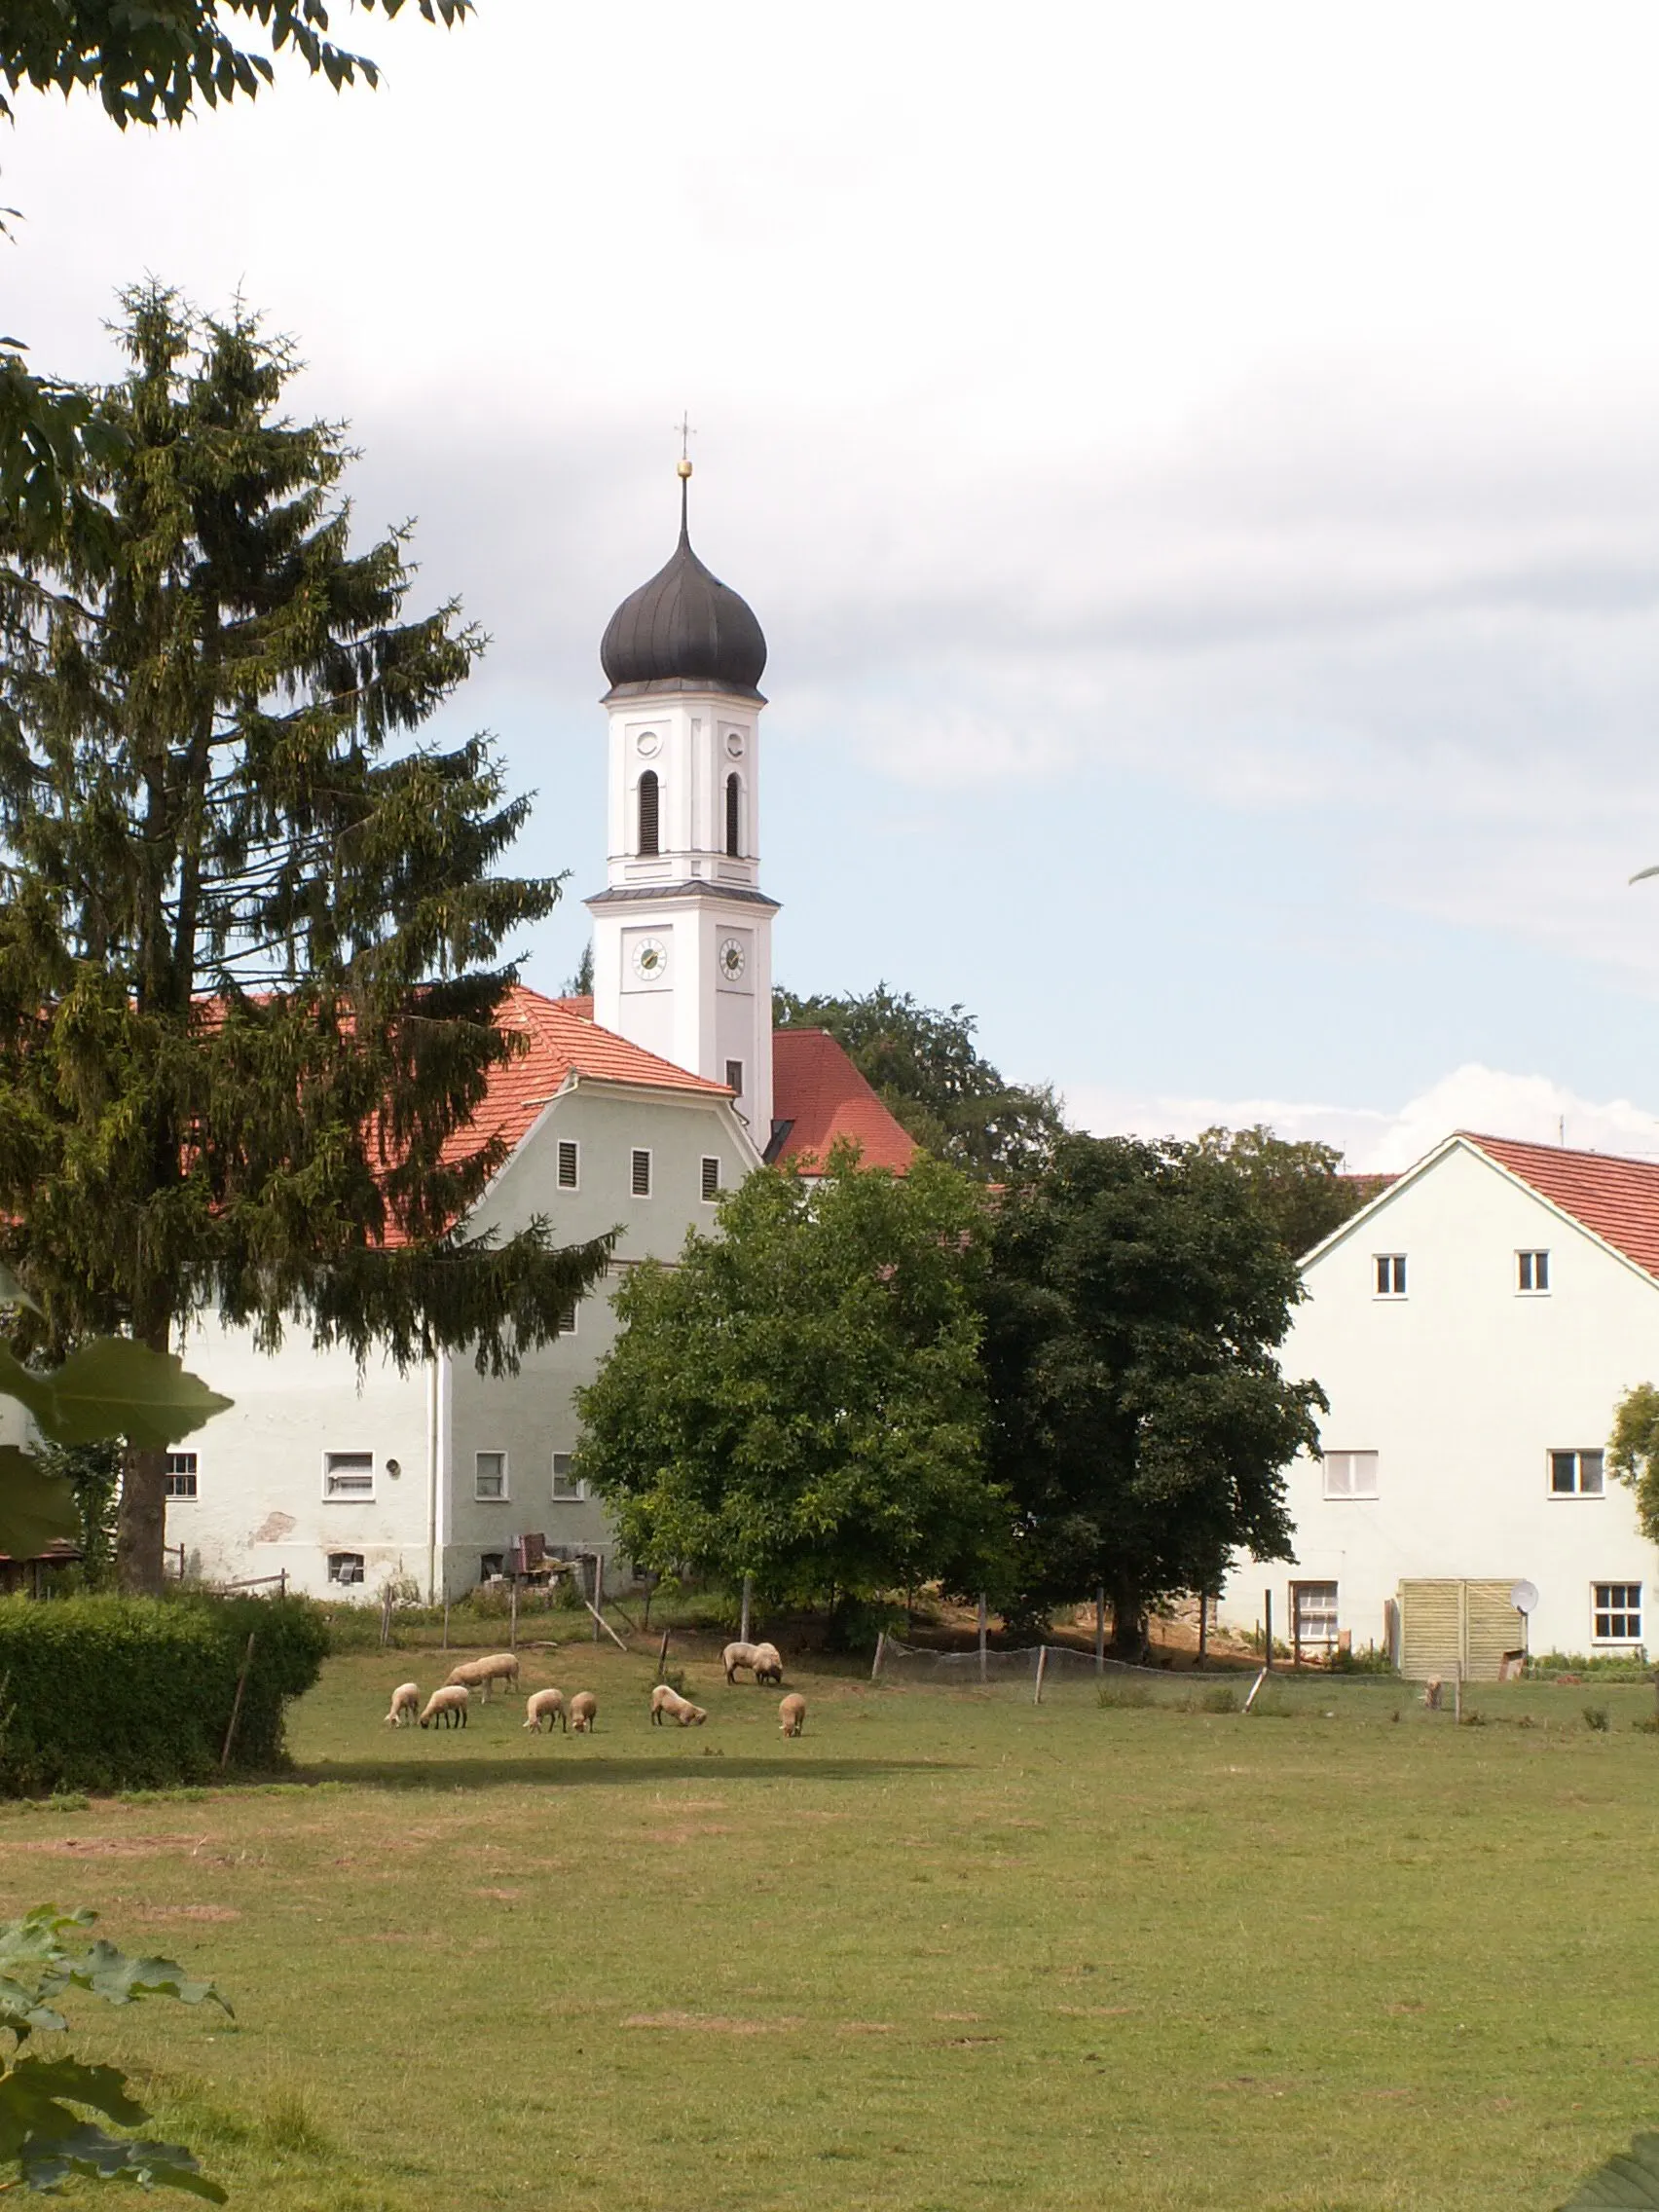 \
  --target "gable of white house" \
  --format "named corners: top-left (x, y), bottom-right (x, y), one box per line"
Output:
top-left (1219, 1138), bottom-right (1659, 1668)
